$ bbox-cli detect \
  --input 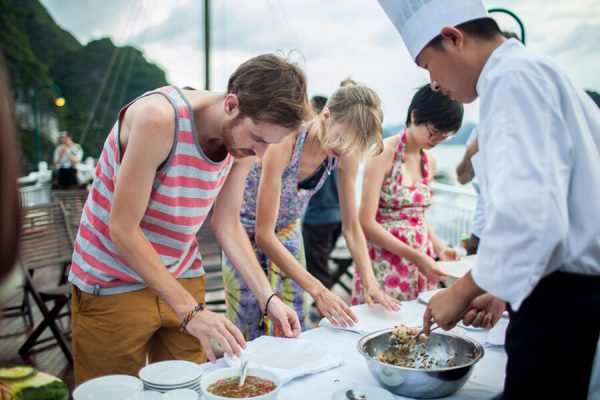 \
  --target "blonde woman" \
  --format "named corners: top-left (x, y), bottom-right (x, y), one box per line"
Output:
top-left (222, 80), bottom-right (401, 340)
